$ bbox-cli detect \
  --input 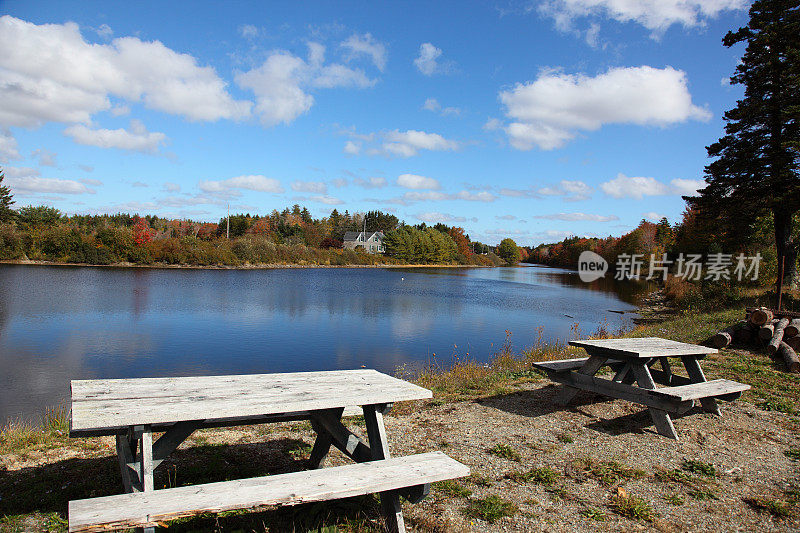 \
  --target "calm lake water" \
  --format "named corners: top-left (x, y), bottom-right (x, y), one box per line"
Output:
top-left (0, 263), bottom-right (651, 424)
